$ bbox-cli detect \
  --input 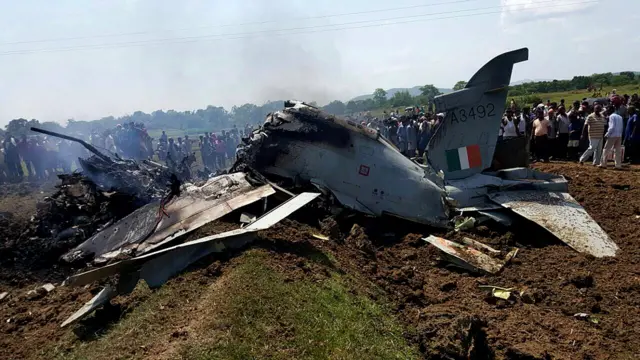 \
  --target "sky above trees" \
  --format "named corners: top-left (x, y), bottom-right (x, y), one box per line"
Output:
top-left (0, 0), bottom-right (637, 125)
